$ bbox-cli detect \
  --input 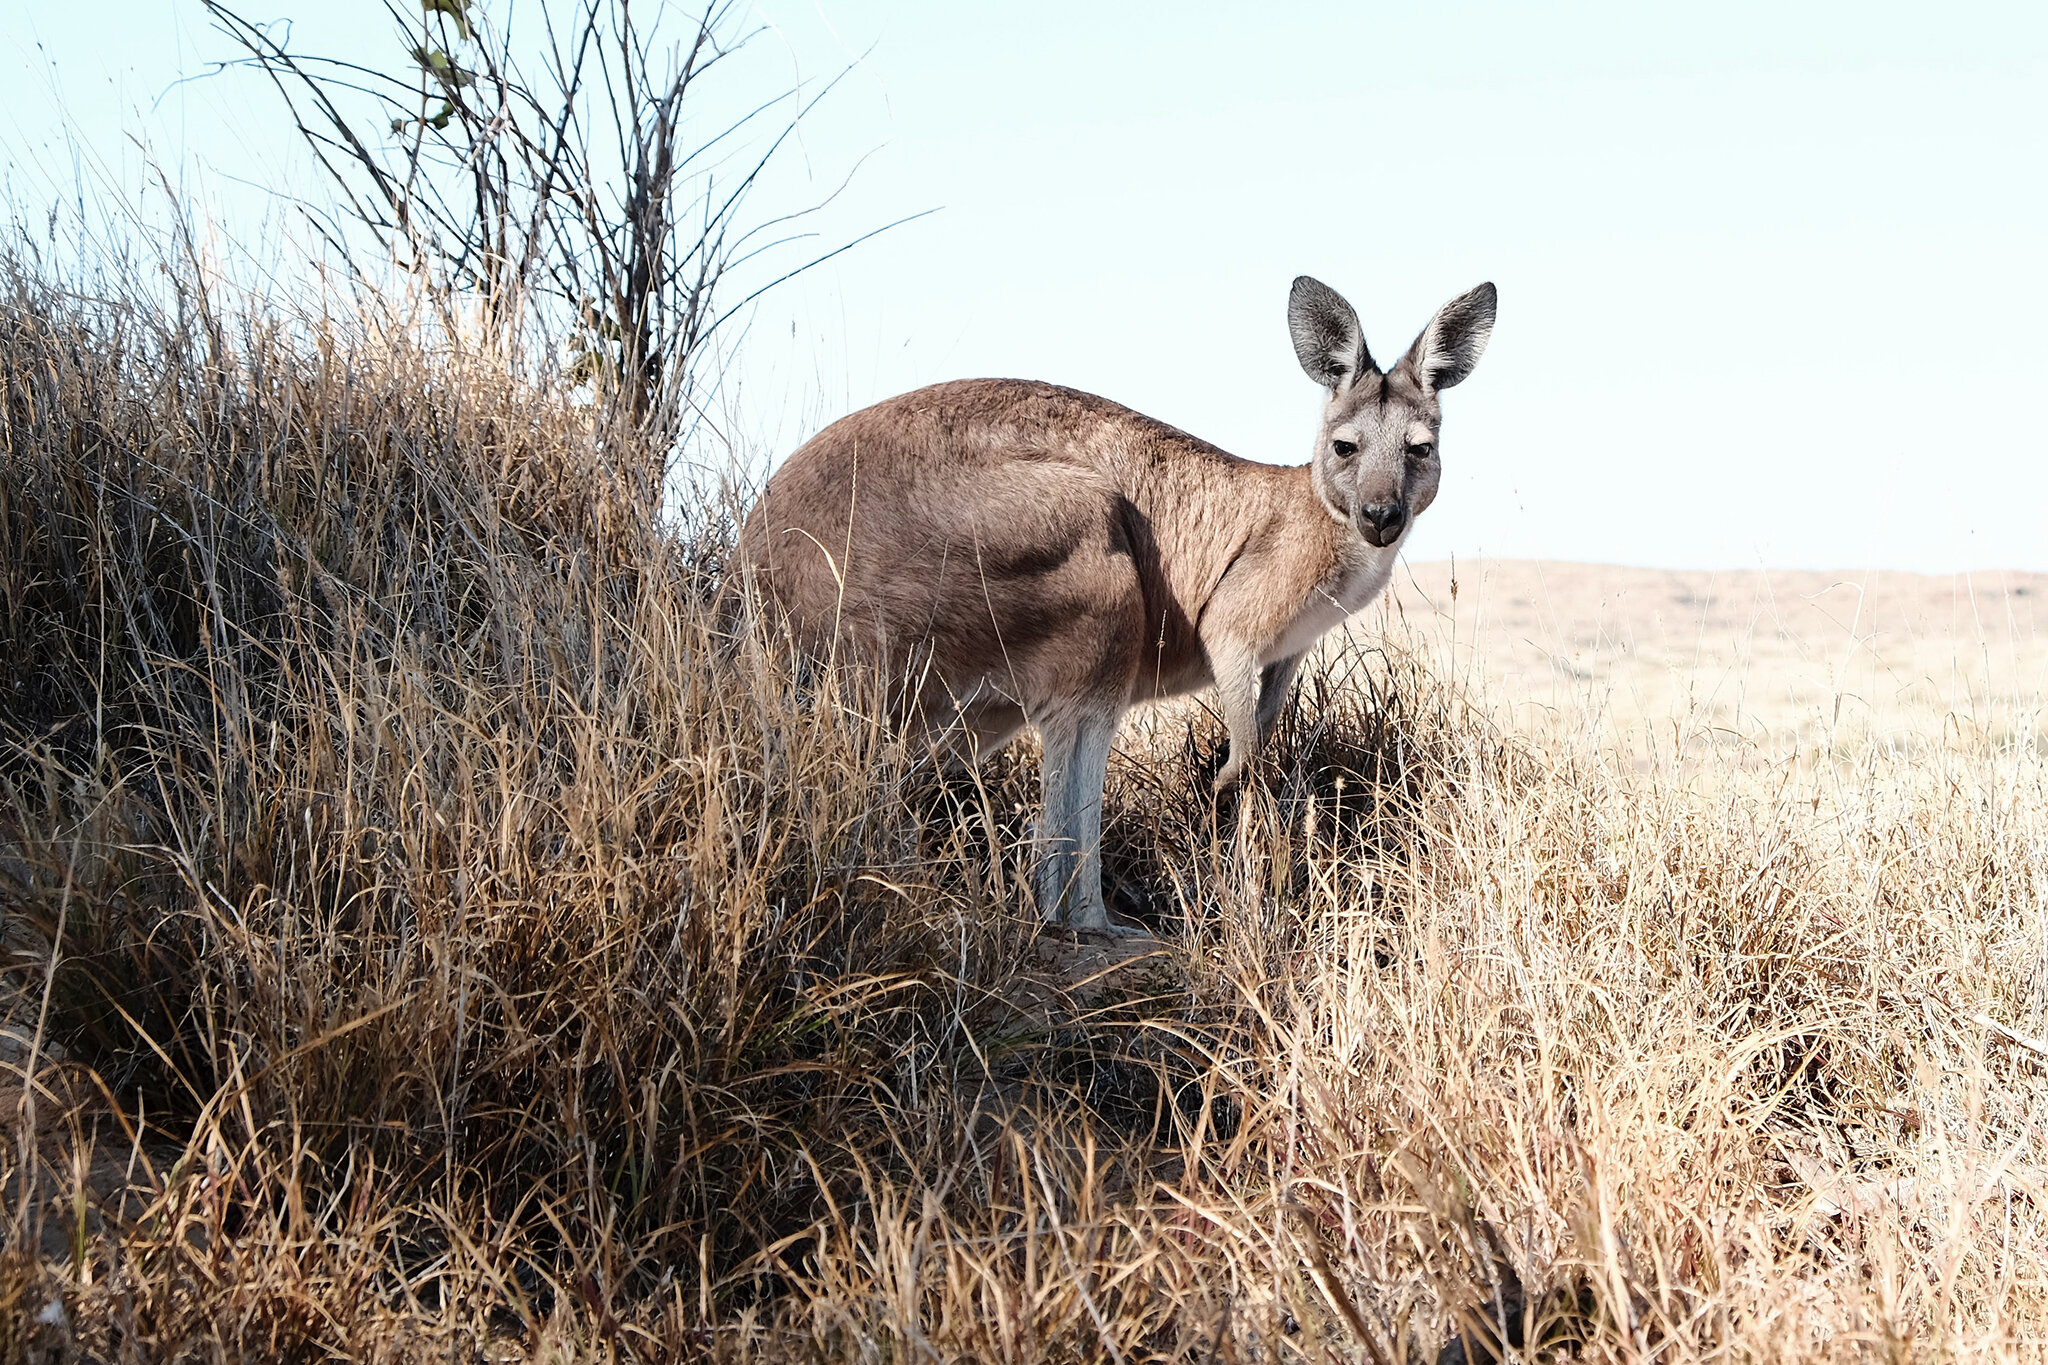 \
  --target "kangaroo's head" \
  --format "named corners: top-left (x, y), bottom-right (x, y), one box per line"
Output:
top-left (1289, 277), bottom-right (1496, 549)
